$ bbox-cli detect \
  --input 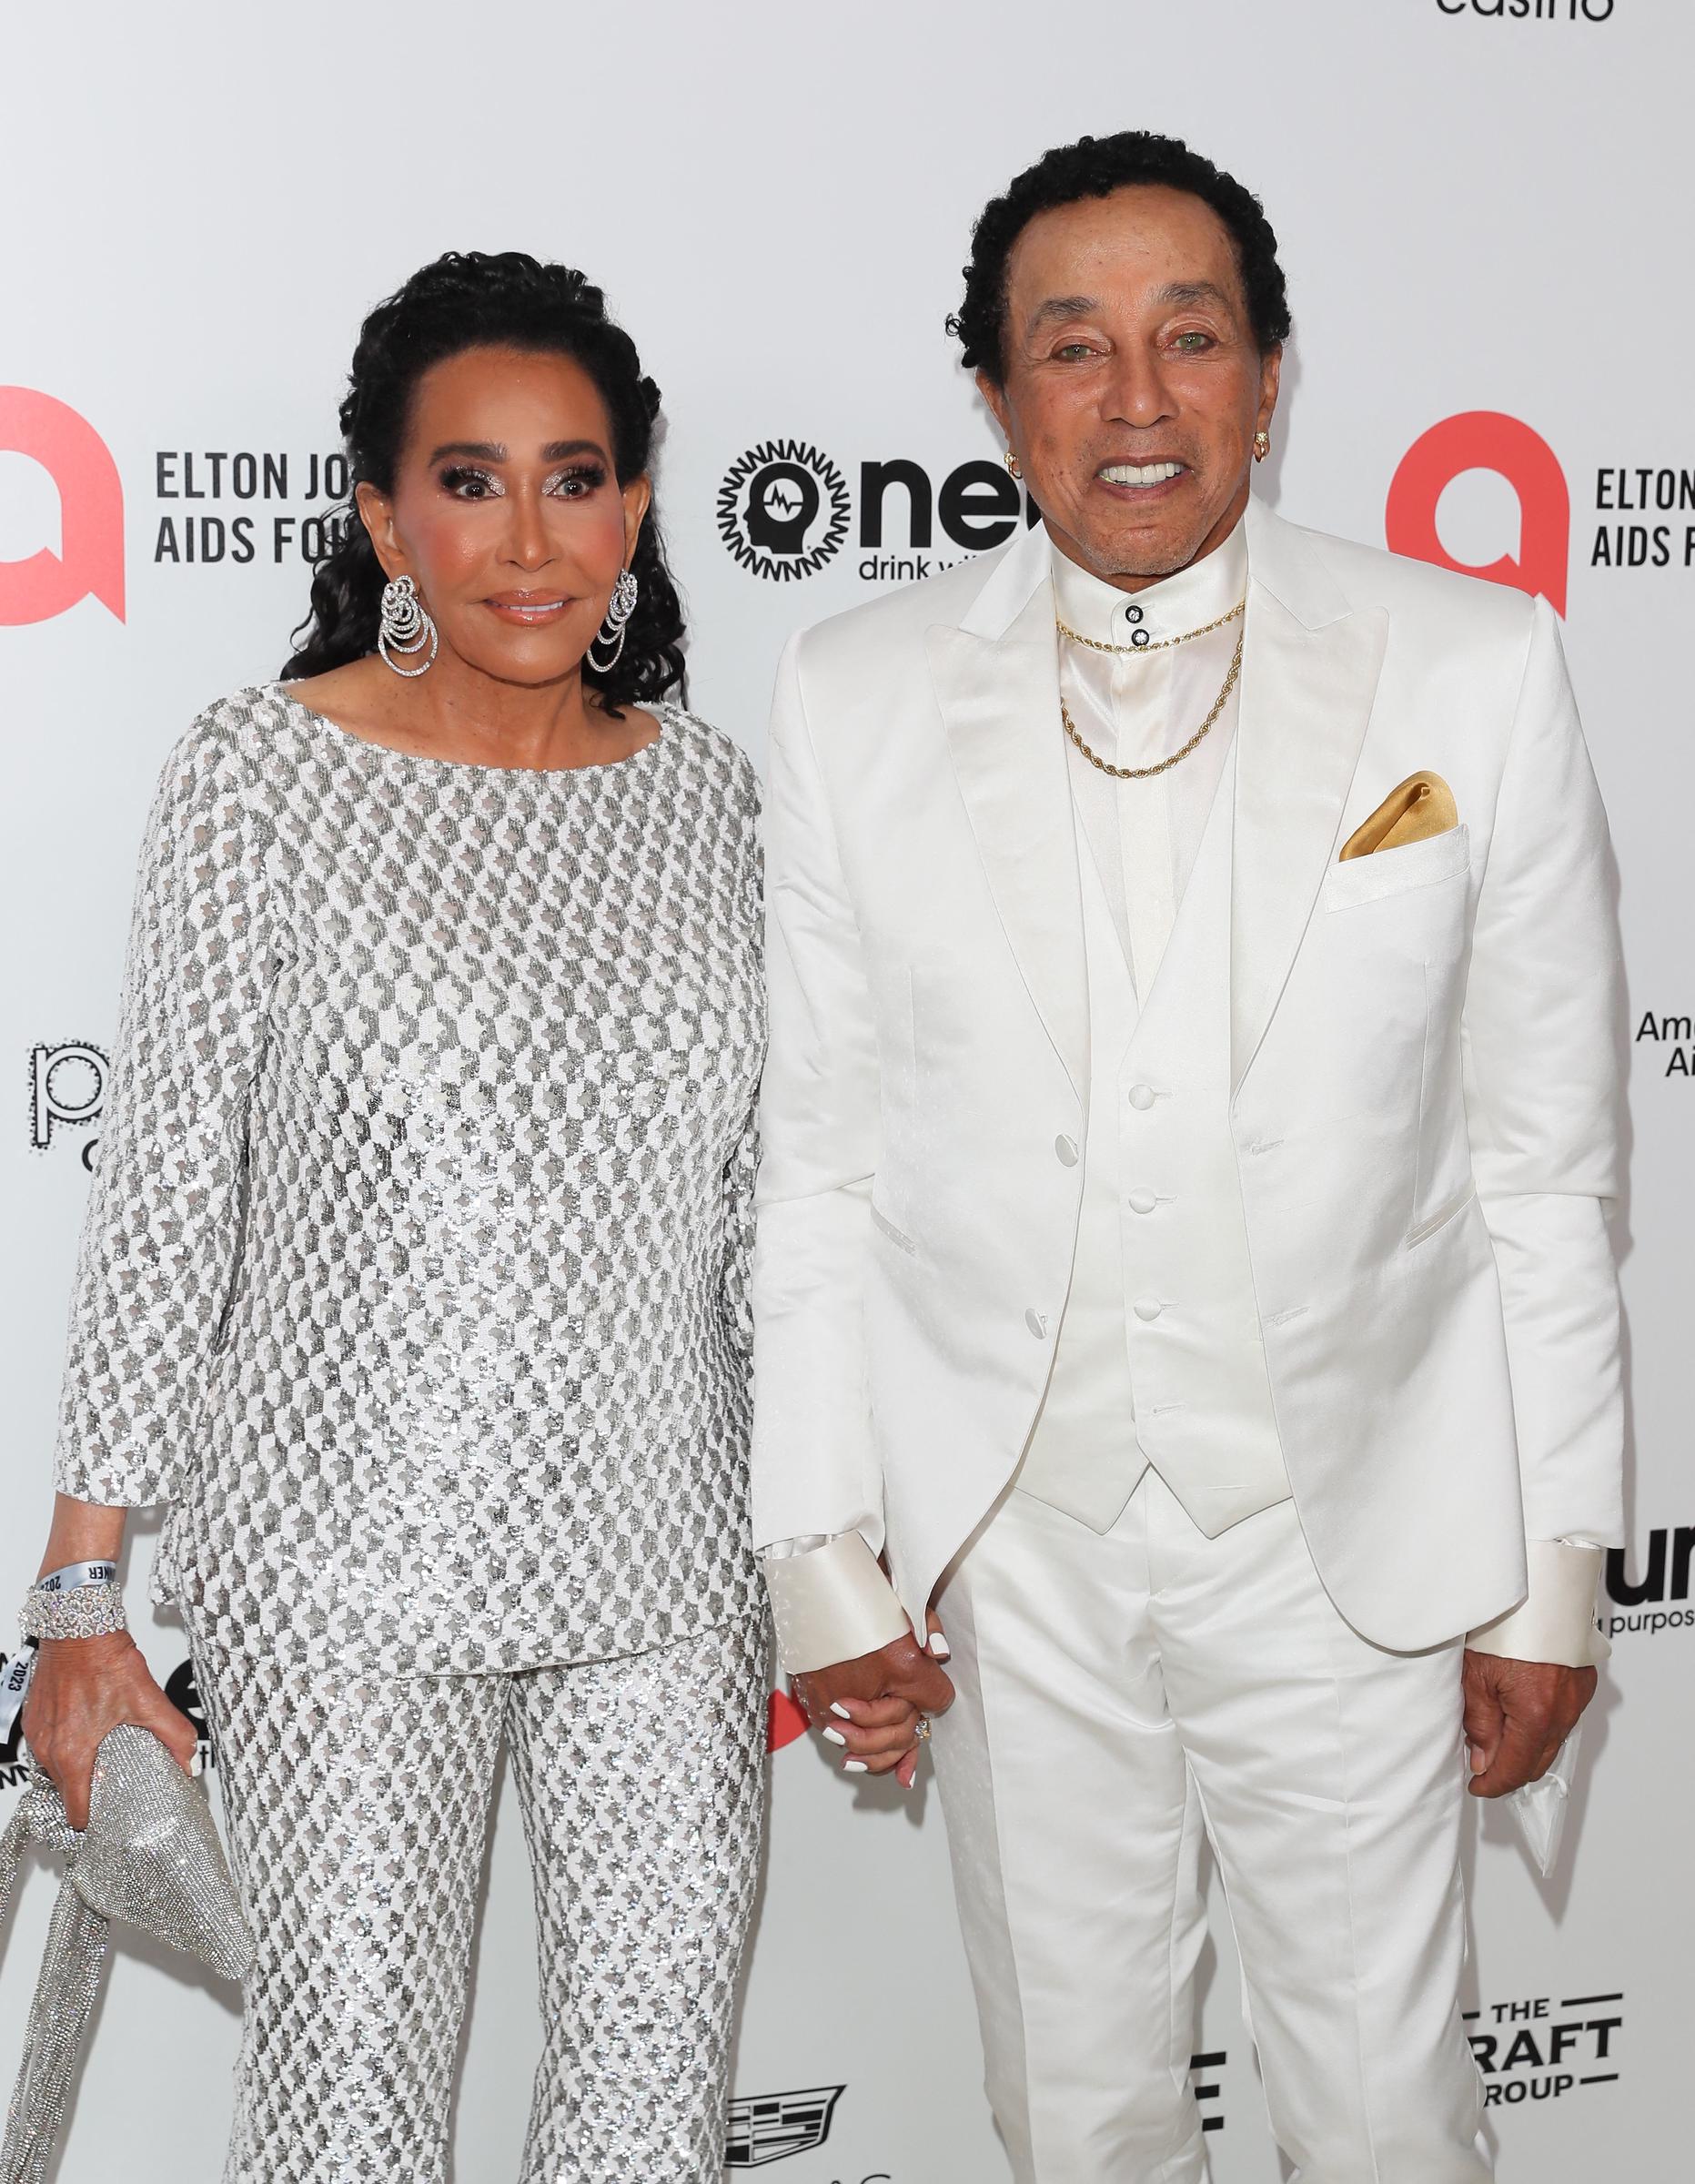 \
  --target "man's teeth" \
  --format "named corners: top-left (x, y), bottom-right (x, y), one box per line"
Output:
top-left (1100, 461), bottom-right (1184, 487)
